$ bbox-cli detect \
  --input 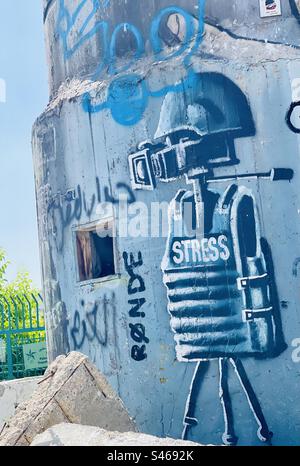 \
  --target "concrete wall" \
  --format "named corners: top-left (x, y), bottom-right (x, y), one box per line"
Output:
top-left (0, 377), bottom-right (42, 431)
top-left (33, 0), bottom-right (300, 446)
top-left (205, 0), bottom-right (300, 45)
